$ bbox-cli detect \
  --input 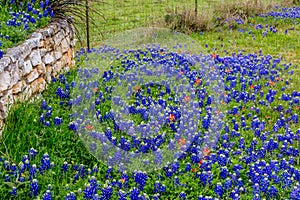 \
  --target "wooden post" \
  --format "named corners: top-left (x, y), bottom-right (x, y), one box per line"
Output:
top-left (86, 0), bottom-right (90, 50)
top-left (195, 0), bottom-right (198, 17)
